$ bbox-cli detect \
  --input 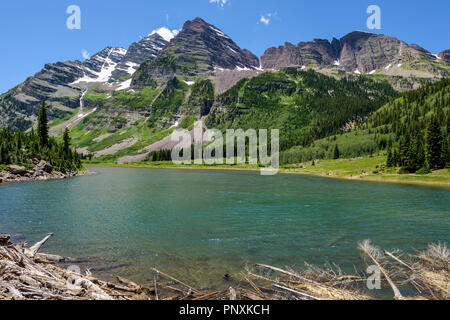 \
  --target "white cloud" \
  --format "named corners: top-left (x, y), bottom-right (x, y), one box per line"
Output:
top-left (81, 49), bottom-right (90, 60)
top-left (210, 0), bottom-right (228, 8)
top-left (260, 13), bottom-right (272, 25)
